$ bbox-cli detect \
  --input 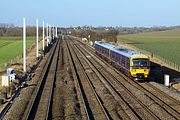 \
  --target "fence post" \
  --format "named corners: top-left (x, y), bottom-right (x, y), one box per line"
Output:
top-left (164, 74), bottom-right (170, 87)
